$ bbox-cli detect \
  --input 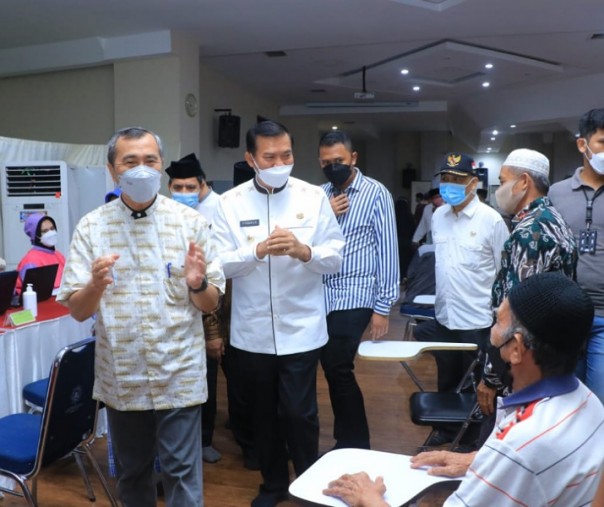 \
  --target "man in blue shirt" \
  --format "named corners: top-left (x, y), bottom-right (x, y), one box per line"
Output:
top-left (319, 130), bottom-right (400, 449)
